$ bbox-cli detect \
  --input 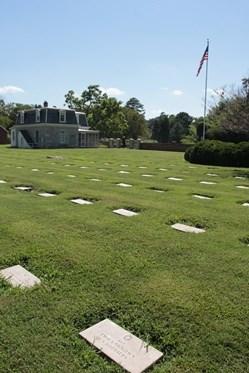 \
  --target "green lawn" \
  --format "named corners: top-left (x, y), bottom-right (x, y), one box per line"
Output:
top-left (0, 145), bottom-right (249, 373)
